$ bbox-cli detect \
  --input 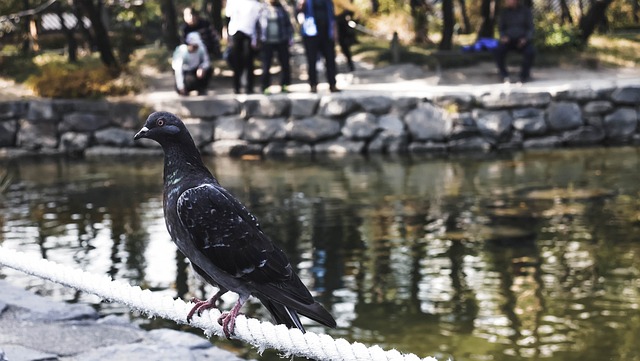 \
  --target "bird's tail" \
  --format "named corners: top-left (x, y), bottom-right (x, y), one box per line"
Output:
top-left (258, 296), bottom-right (306, 332)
